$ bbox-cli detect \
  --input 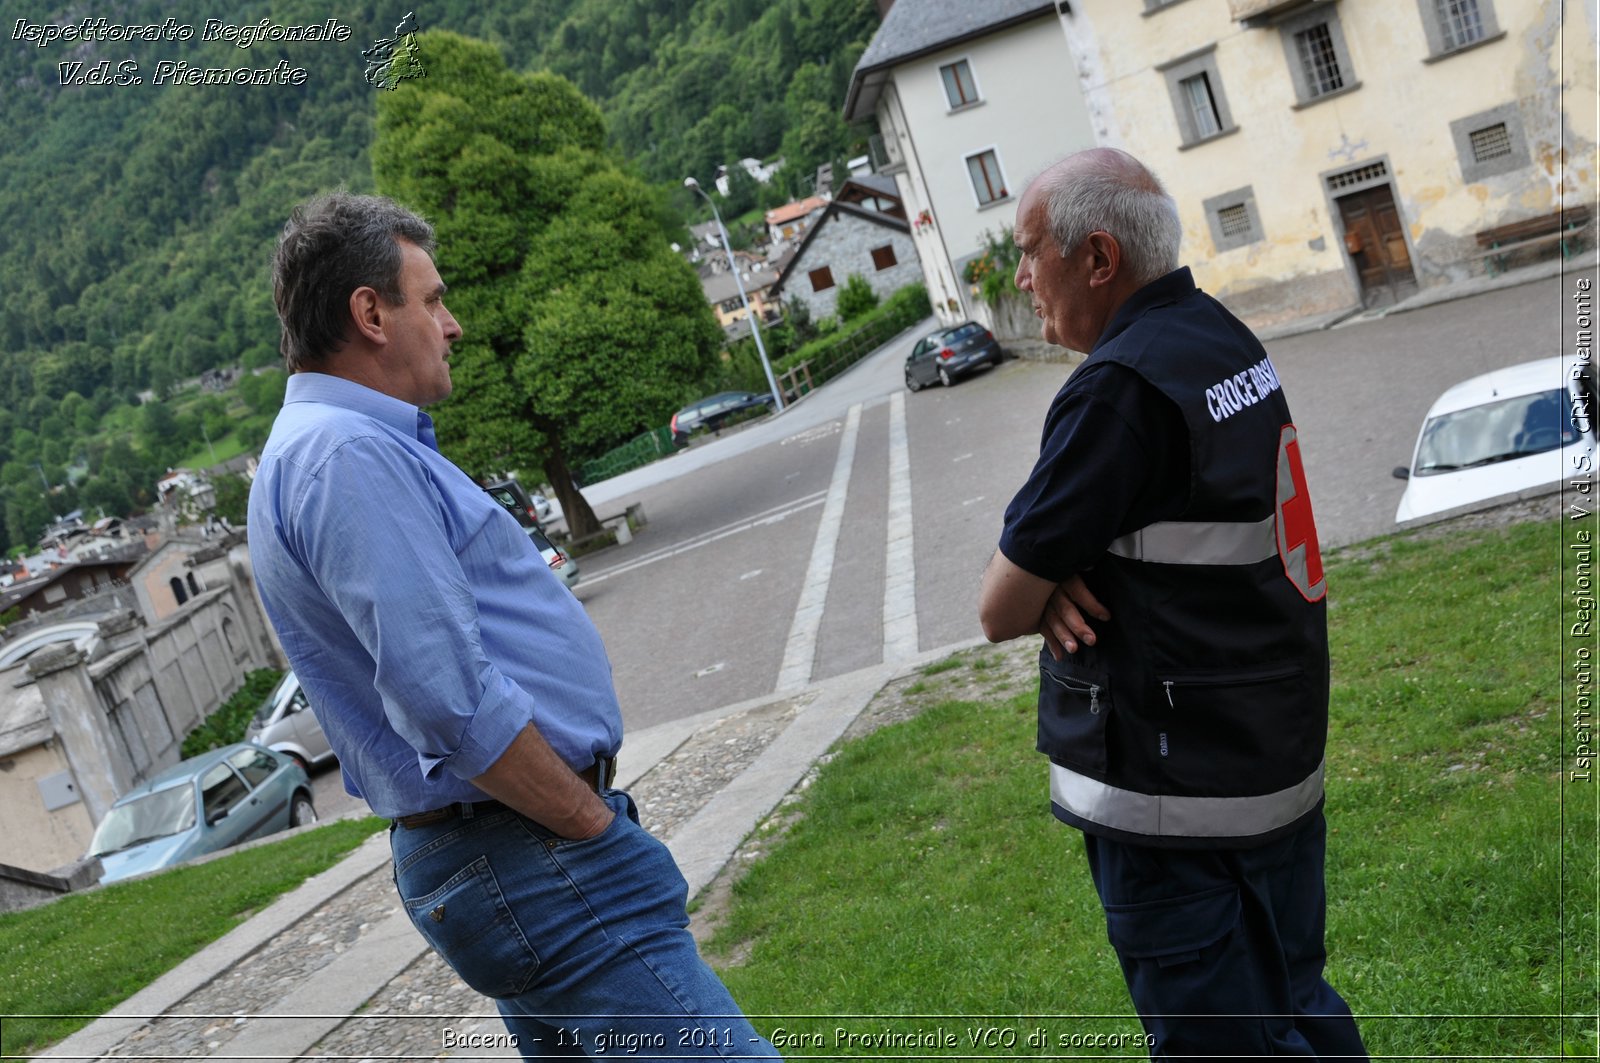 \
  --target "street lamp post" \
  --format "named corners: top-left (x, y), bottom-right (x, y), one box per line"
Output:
top-left (684, 176), bottom-right (785, 413)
